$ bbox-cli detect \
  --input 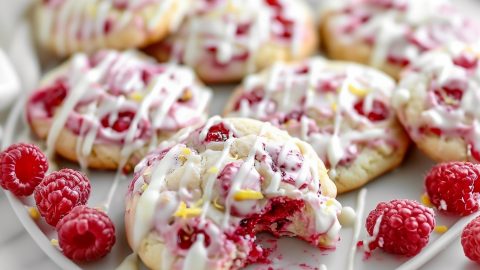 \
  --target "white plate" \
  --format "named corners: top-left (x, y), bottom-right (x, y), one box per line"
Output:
top-left (3, 0), bottom-right (480, 270)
